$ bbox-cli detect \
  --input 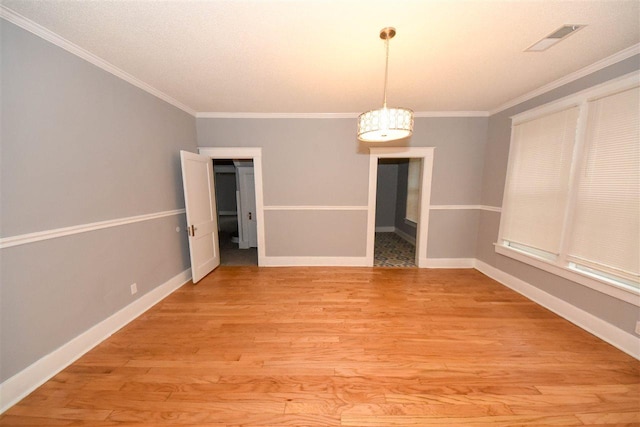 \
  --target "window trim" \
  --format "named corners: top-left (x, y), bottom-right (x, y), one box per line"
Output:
top-left (495, 244), bottom-right (639, 306)
top-left (496, 71), bottom-right (640, 307)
